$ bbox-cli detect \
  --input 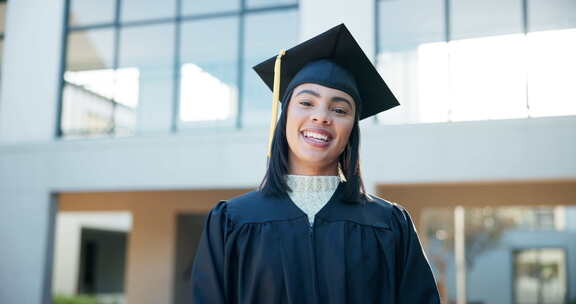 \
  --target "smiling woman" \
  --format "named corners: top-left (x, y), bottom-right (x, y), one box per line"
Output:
top-left (189, 24), bottom-right (441, 304)
top-left (286, 83), bottom-right (356, 176)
